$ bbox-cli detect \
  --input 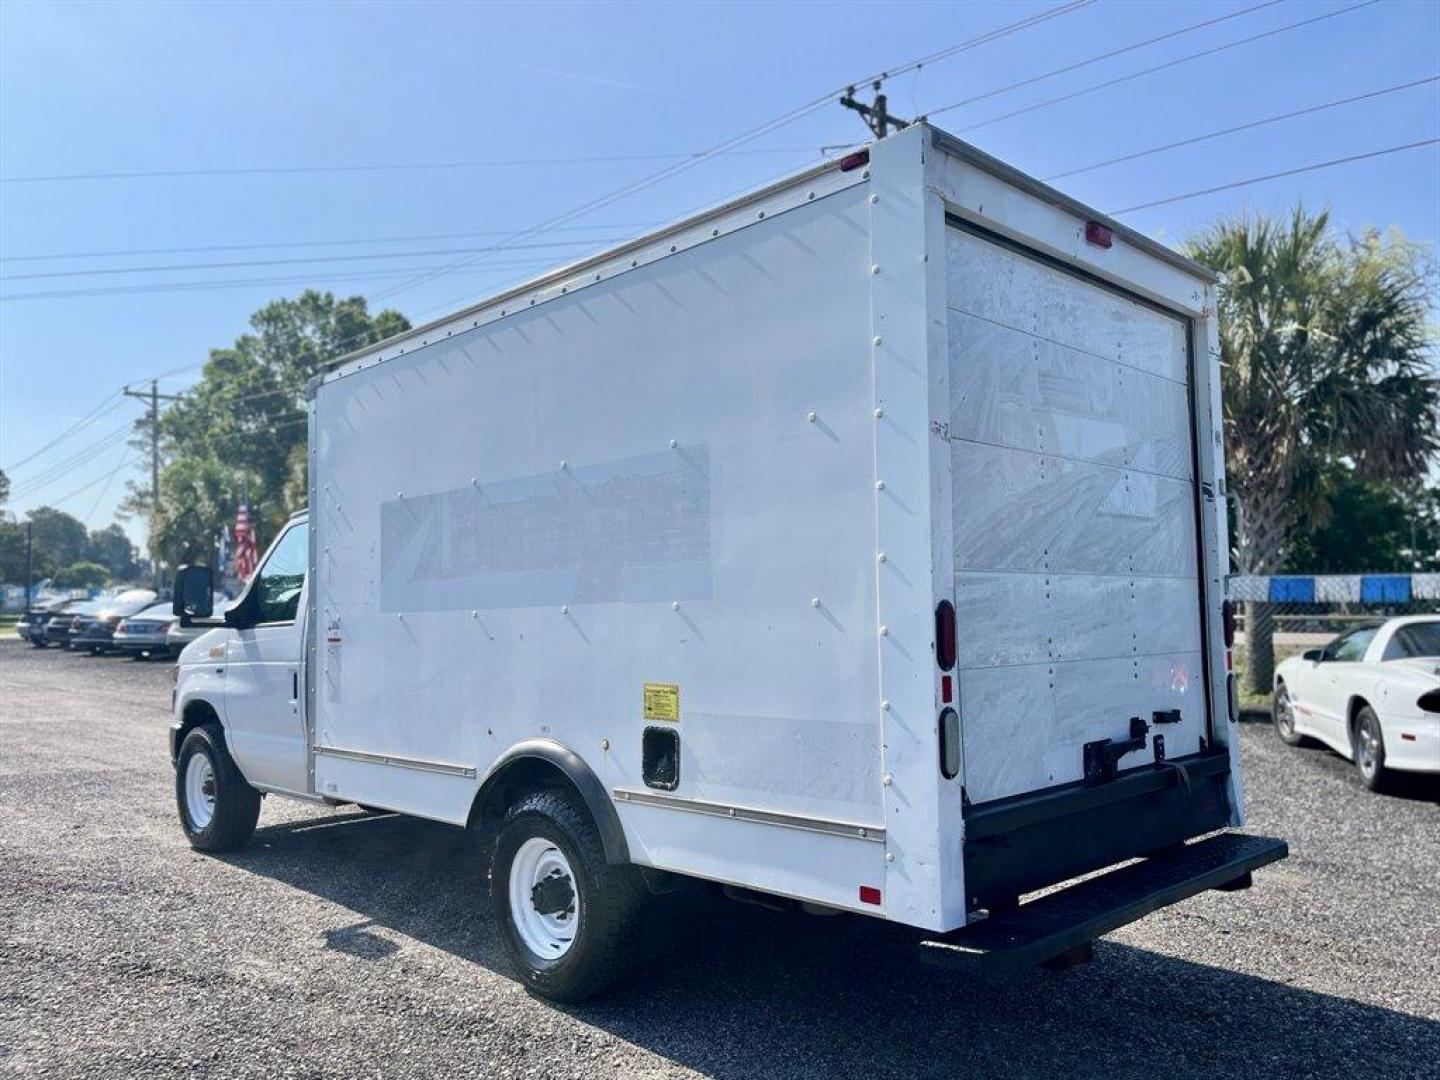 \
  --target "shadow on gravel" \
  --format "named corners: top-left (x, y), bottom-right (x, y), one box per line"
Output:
top-left (229, 811), bottom-right (1440, 1080)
